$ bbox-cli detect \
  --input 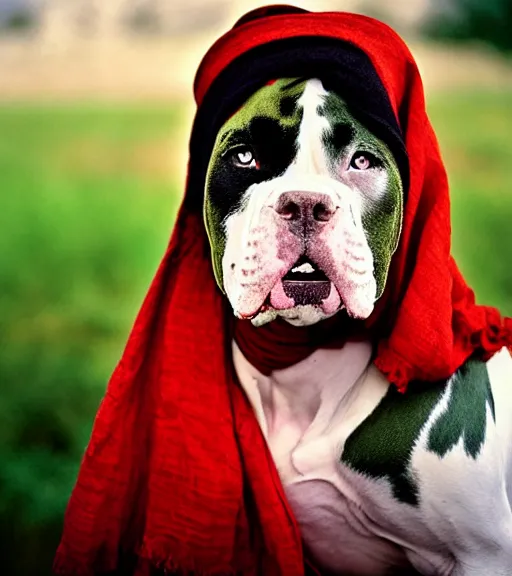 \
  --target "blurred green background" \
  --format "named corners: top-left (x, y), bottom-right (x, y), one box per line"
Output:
top-left (0, 0), bottom-right (511, 574)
